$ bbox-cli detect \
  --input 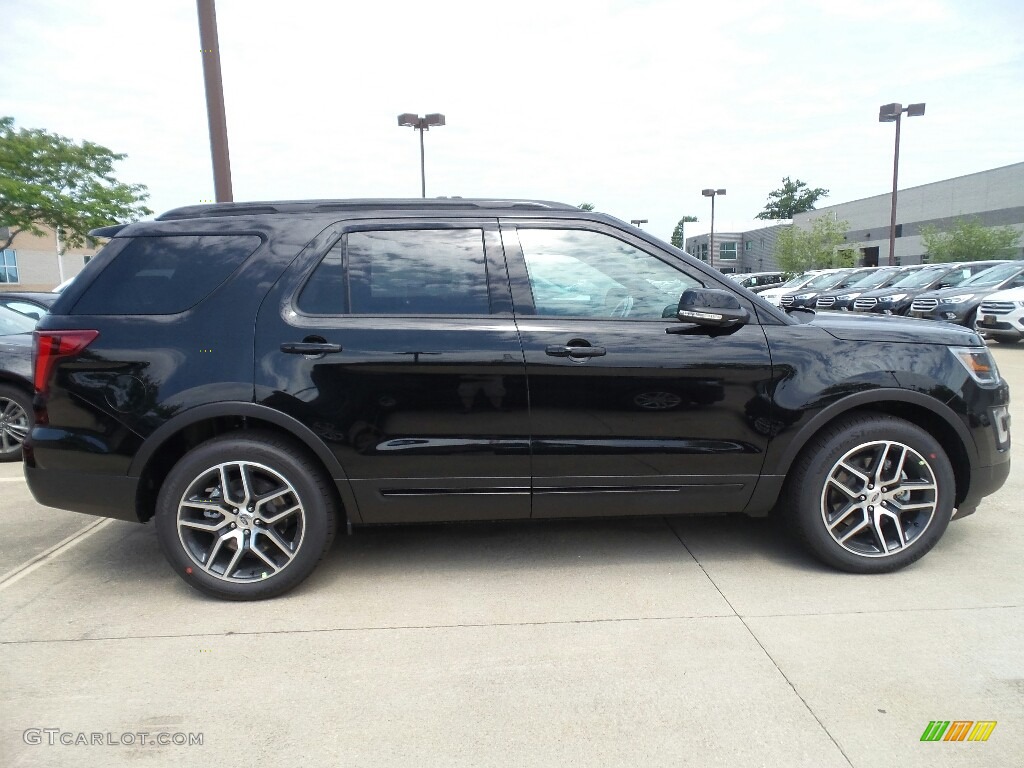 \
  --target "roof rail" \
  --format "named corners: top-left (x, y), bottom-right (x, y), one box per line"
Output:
top-left (155, 198), bottom-right (579, 221)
